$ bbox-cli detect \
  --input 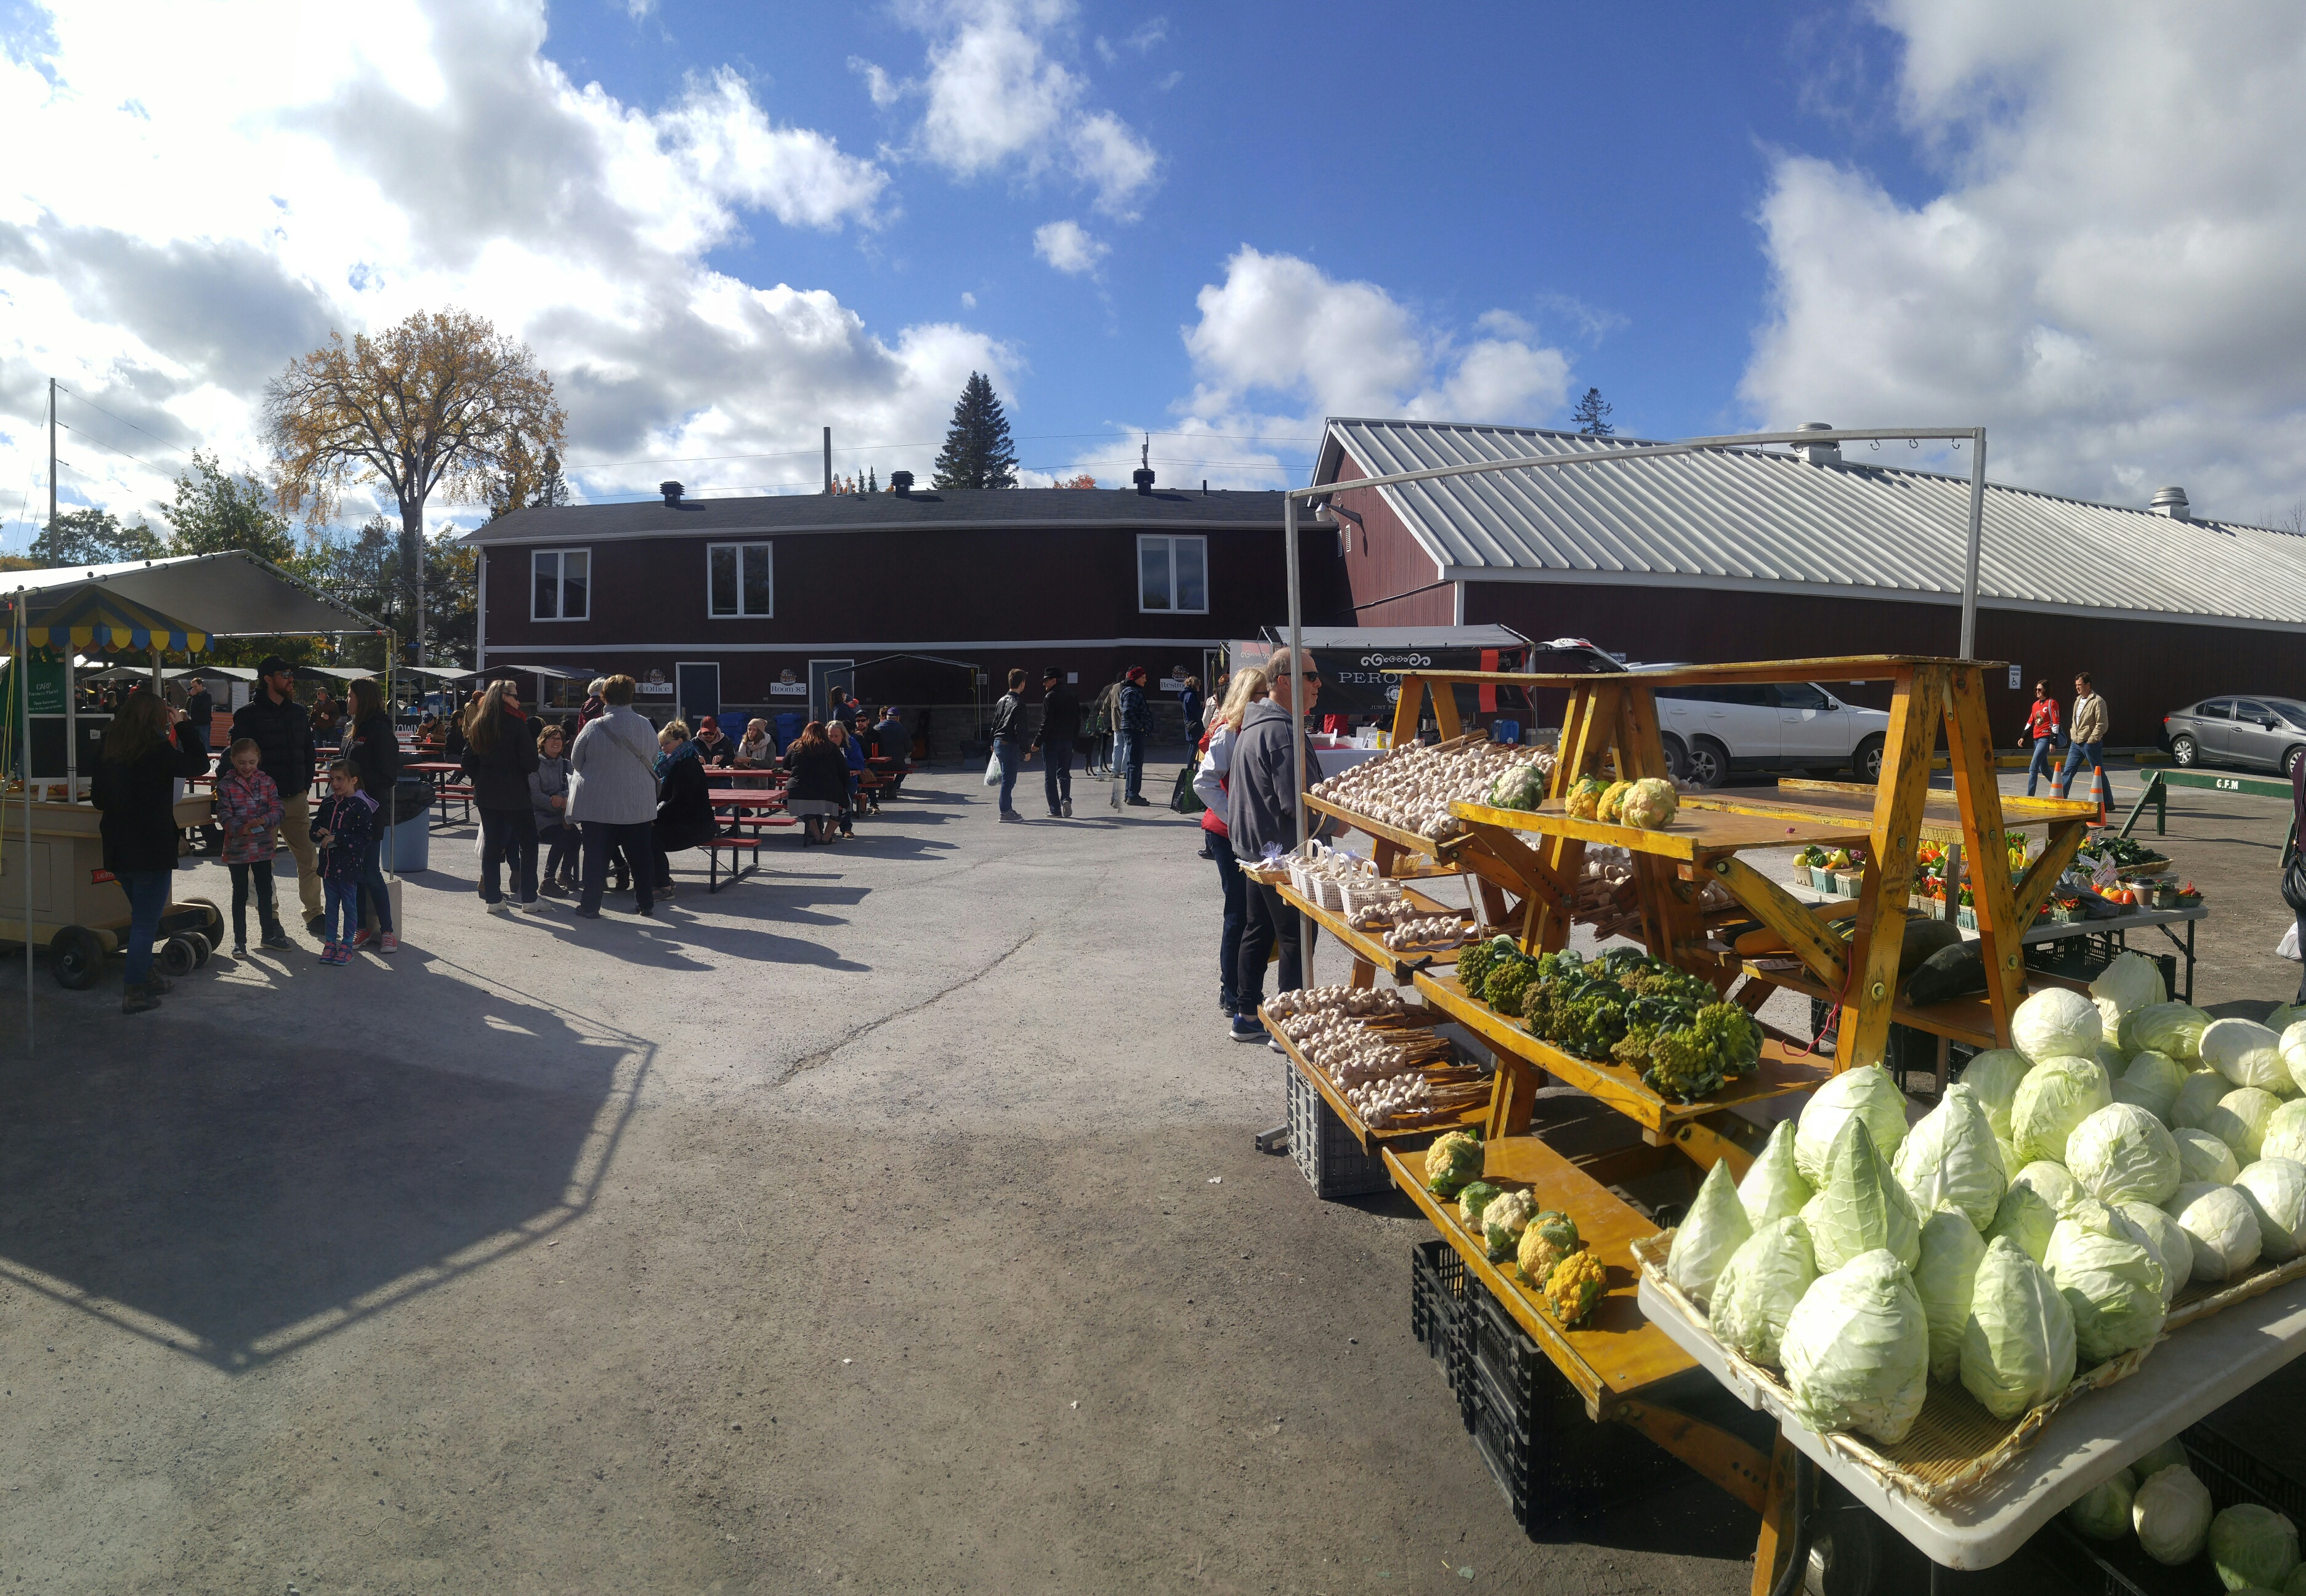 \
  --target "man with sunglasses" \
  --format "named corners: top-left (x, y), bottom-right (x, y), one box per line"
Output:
top-left (1227, 647), bottom-right (1328, 1042)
